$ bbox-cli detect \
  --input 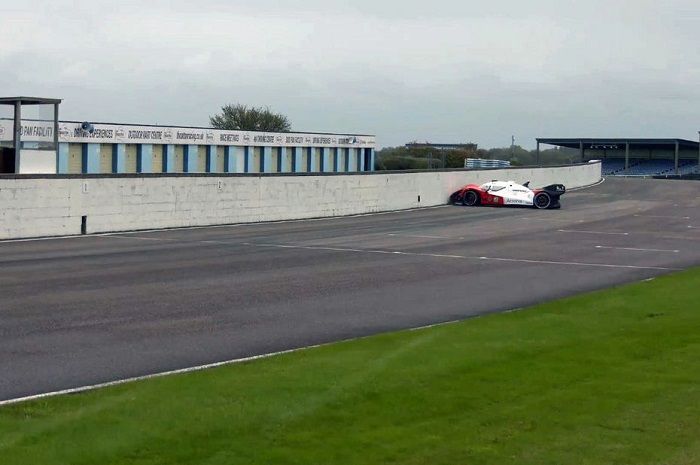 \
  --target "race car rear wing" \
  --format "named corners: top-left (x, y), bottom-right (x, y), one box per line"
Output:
top-left (542, 184), bottom-right (566, 195)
